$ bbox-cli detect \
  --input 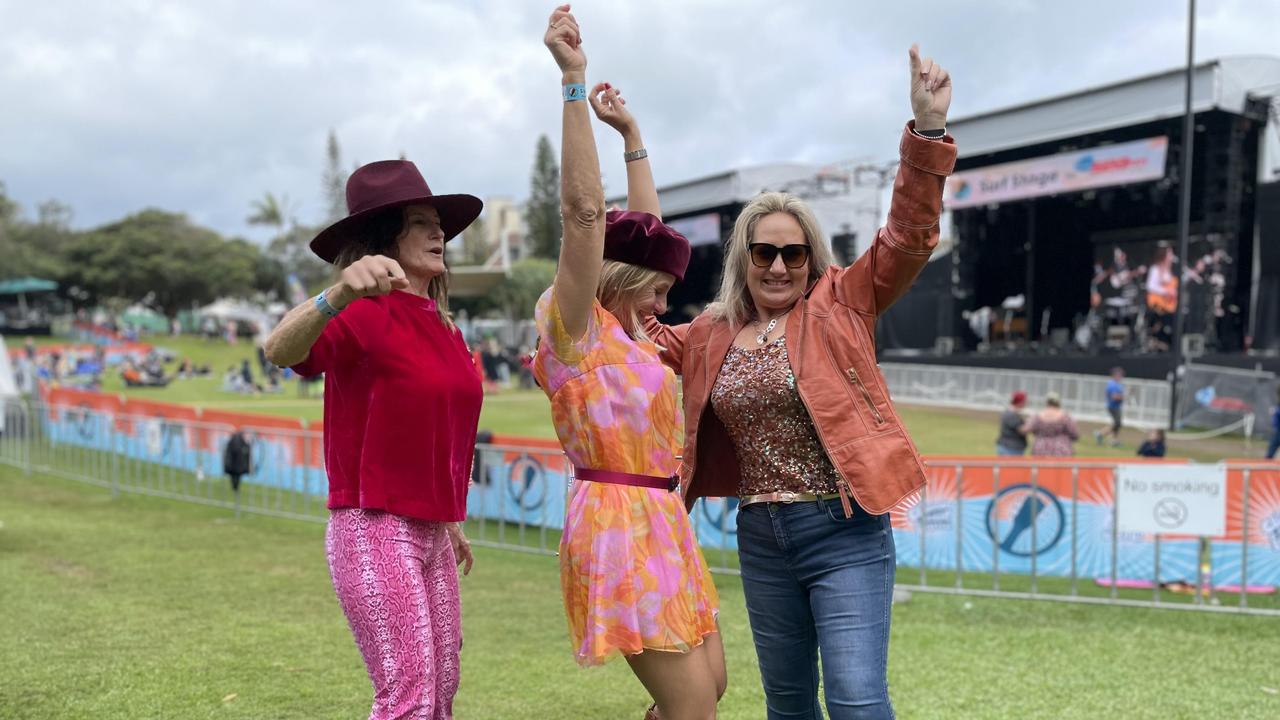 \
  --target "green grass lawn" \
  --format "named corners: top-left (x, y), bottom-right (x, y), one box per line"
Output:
top-left (3, 467), bottom-right (1279, 718)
